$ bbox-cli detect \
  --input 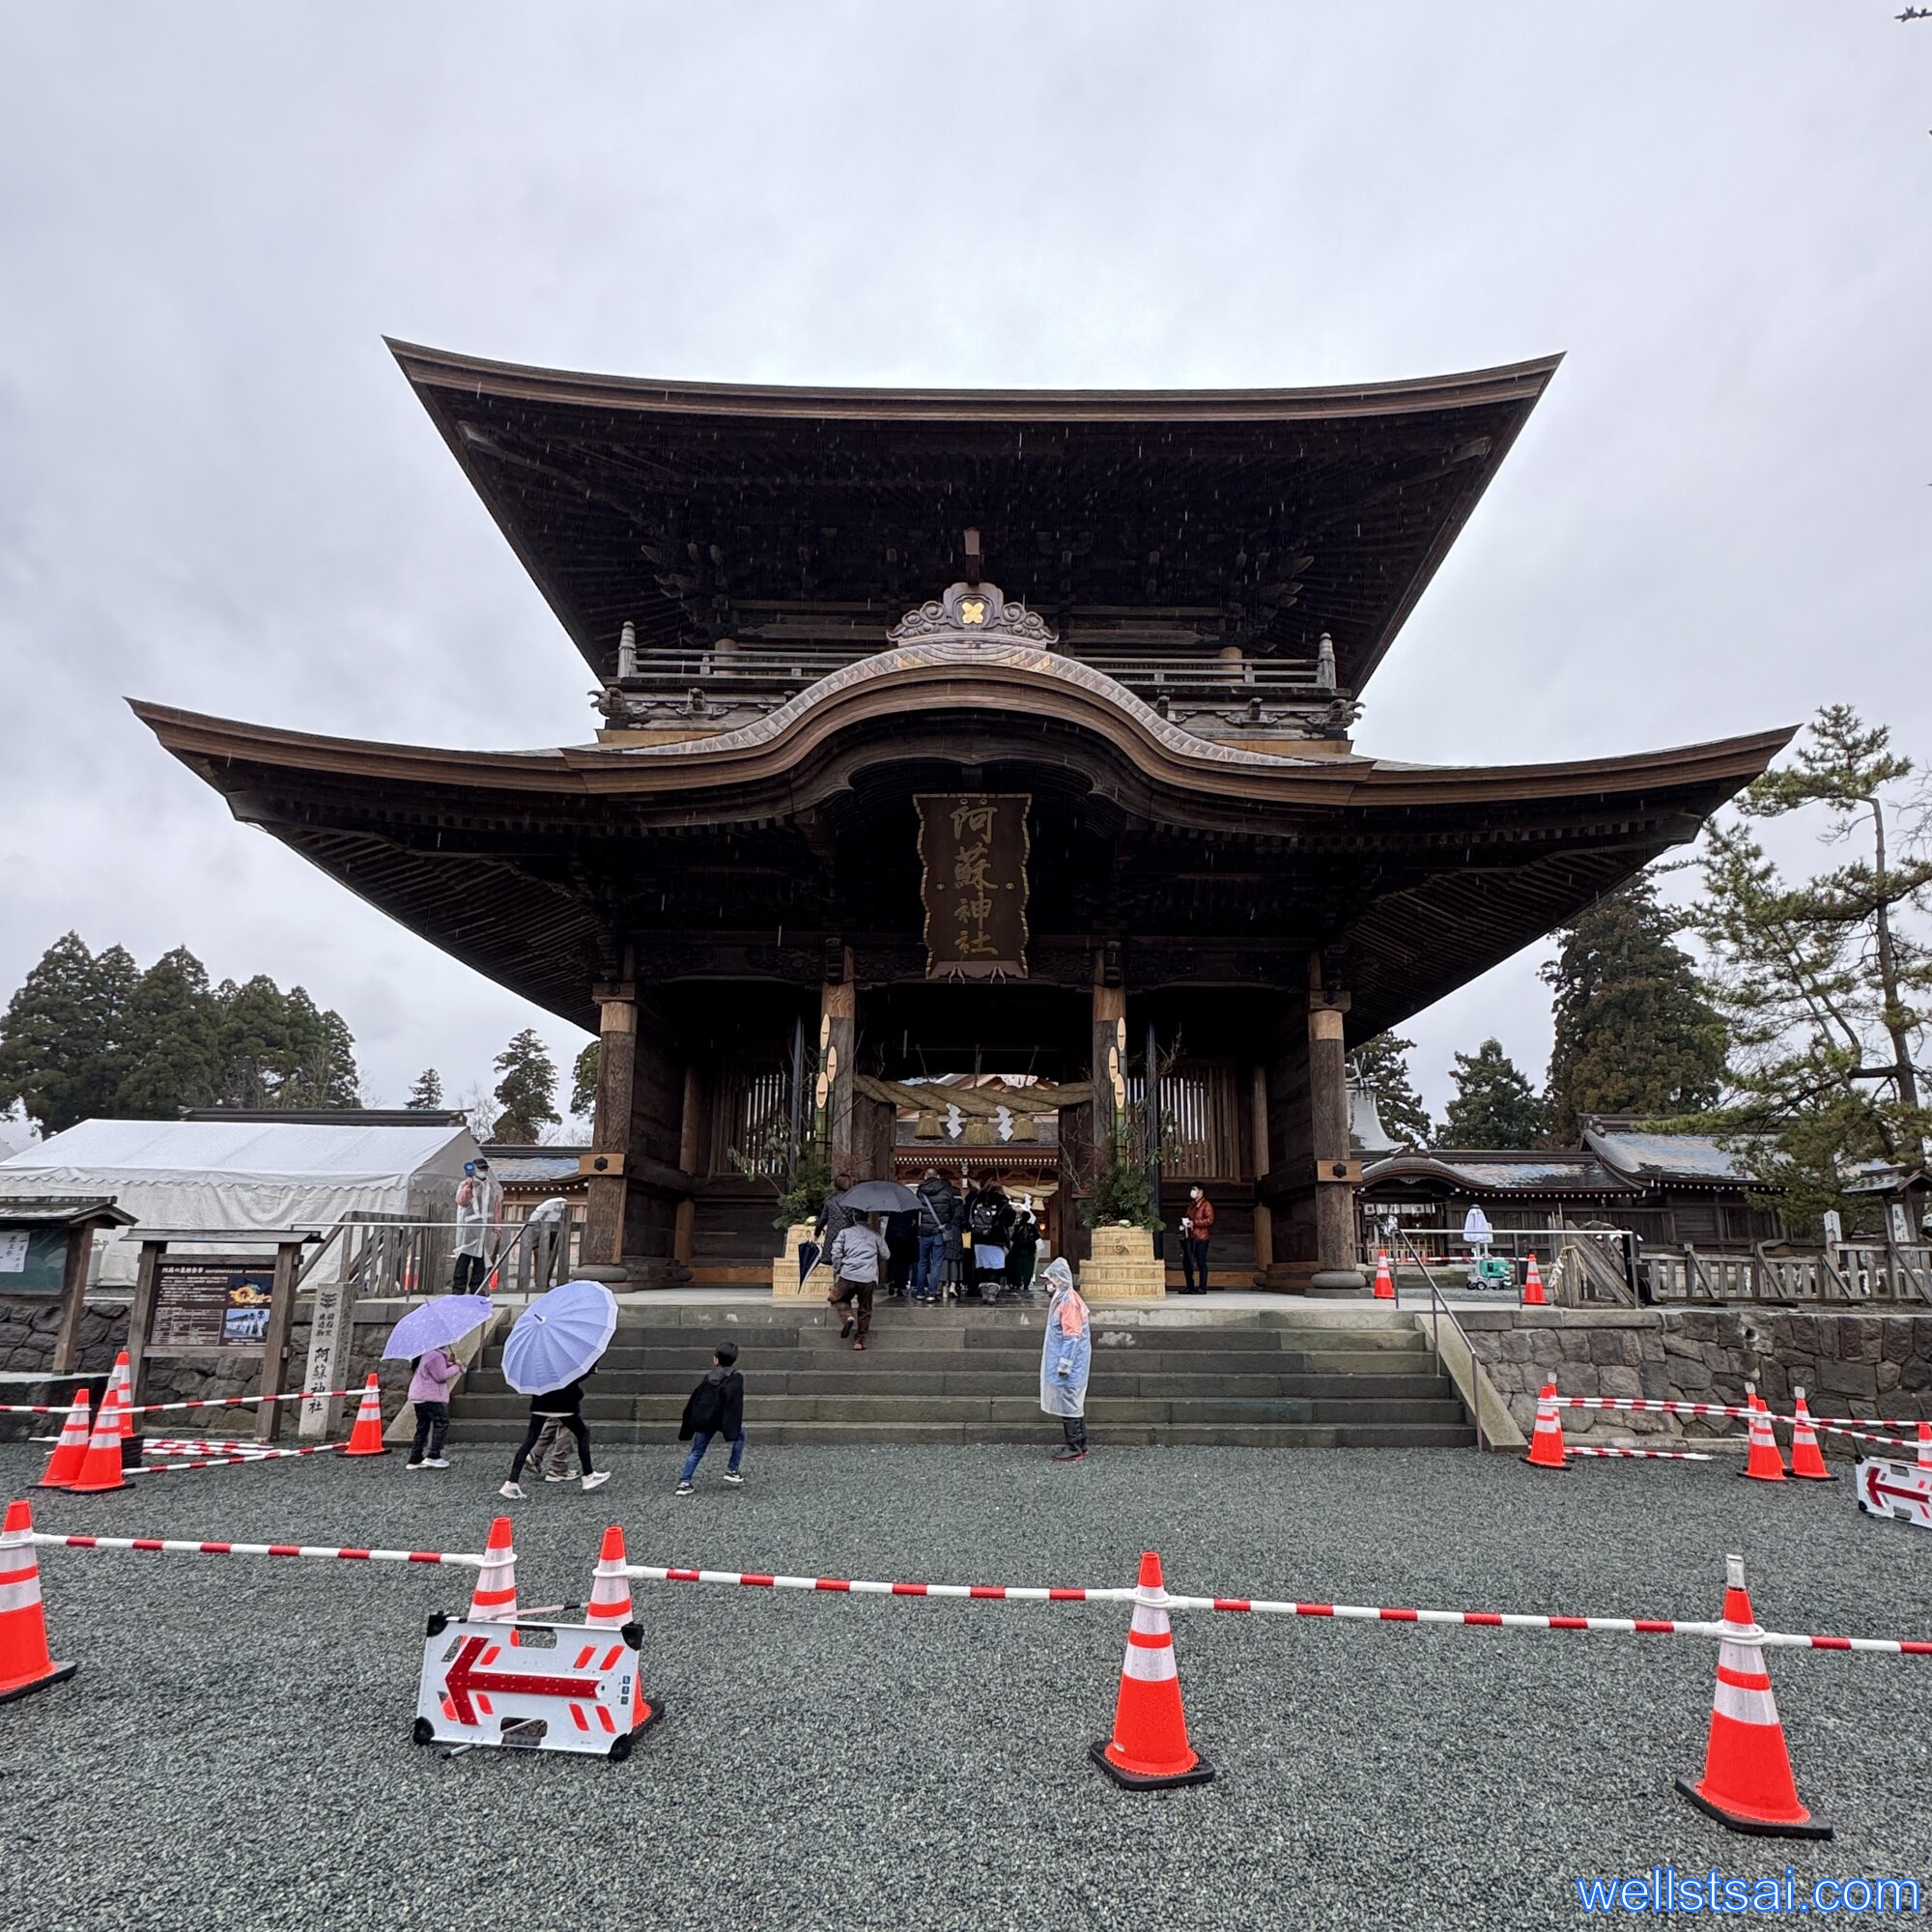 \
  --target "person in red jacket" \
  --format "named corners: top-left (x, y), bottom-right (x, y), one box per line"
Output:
top-left (1180, 1185), bottom-right (1216, 1293)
